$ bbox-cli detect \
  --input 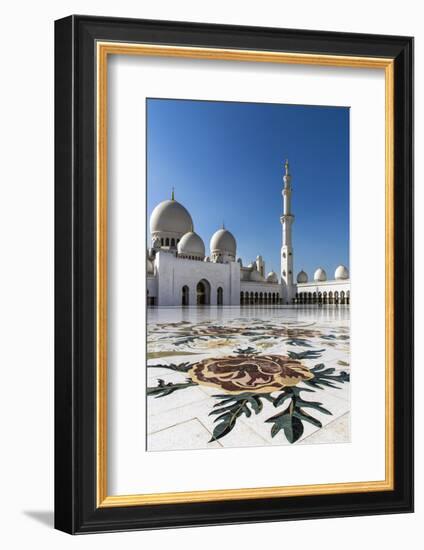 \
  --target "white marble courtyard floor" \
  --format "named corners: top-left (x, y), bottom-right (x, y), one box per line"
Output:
top-left (147, 306), bottom-right (350, 452)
